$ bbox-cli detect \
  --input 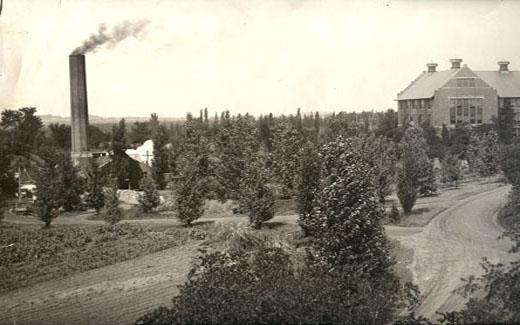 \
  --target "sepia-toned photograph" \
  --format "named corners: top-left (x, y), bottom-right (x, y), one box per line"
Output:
top-left (1, 0), bottom-right (520, 324)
